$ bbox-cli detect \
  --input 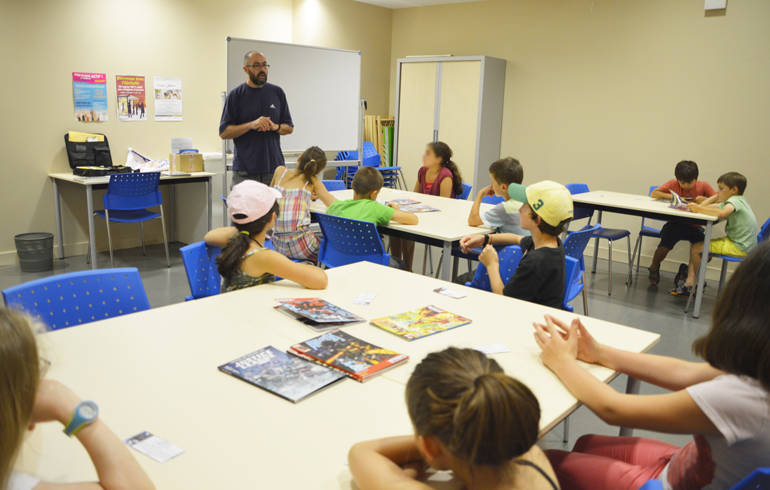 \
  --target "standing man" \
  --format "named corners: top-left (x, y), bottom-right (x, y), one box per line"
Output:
top-left (219, 51), bottom-right (294, 186)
